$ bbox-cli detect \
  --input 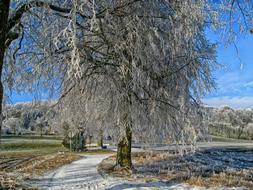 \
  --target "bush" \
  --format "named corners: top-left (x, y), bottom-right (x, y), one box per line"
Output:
top-left (62, 132), bottom-right (86, 151)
